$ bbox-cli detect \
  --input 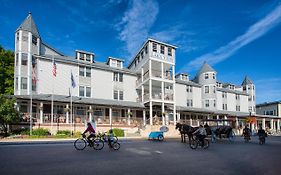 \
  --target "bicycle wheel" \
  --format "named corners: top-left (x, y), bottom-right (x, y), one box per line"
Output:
top-left (74, 138), bottom-right (87, 150)
top-left (203, 139), bottom-right (209, 149)
top-left (158, 134), bottom-right (164, 141)
top-left (93, 138), bottom-right (104, 150)
top-left (112, 142), bottom-right (120, 150)
top-left (190, 139), bottom-right (198, 149)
